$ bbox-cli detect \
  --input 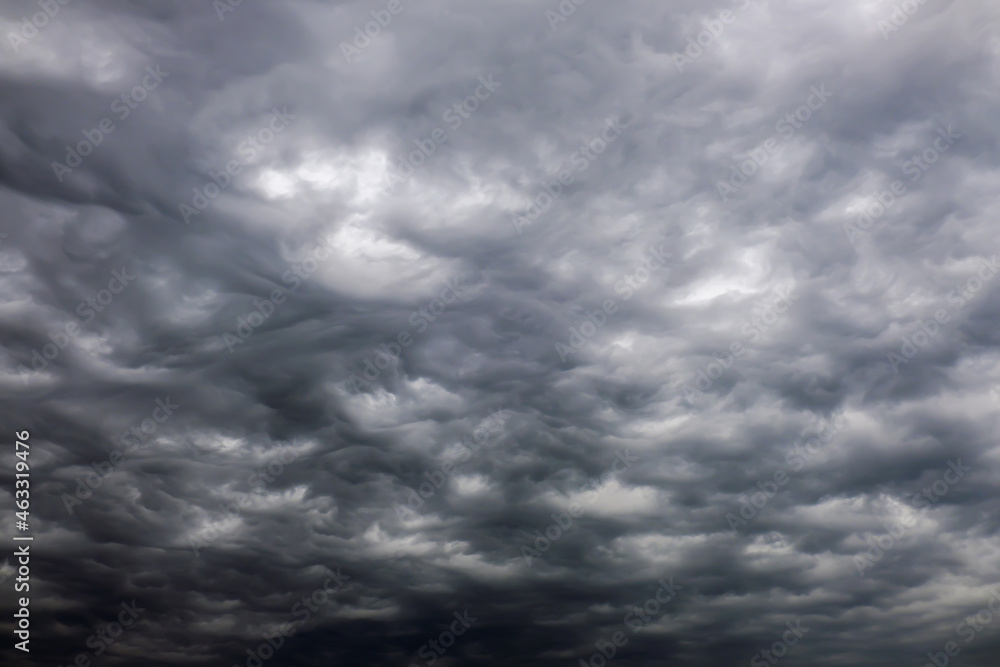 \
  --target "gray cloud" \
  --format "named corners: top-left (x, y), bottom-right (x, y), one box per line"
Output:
top-left (2, 0), bottom-right (1000, 665)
